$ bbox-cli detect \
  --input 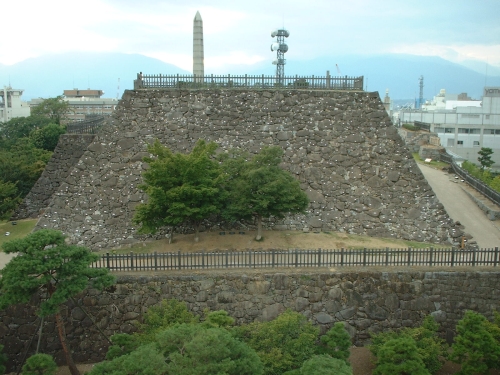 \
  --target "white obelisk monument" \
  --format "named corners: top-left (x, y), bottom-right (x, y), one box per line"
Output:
top-left (193, 11), bottom-right (204, 82)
